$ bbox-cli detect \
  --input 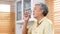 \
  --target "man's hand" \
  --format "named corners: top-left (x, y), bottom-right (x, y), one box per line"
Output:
top-left (22, 11), bottom-right (31, 34)
top-left (24, 11), bottom-right (31, 22)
